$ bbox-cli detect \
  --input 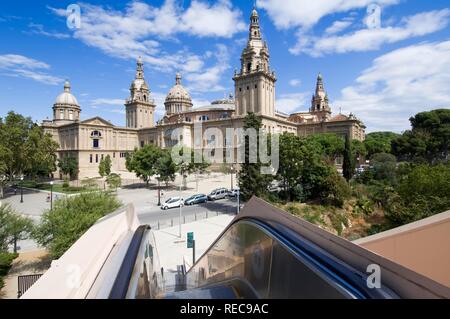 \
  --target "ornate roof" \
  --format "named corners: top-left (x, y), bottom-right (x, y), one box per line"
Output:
top-left (165, 73), bottom-right (192, 103)
top-left (54, 81), bottom-right (79, 107)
